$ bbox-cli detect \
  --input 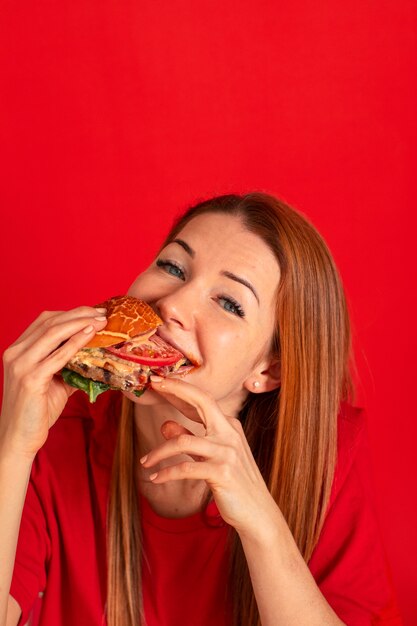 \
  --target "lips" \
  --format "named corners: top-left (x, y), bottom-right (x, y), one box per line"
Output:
top-left (155, 328), bottom-right (201, 369)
